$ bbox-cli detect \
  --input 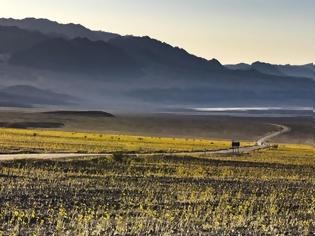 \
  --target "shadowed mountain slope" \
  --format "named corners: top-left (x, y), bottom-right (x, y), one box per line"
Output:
top-left (0, 25), bottom-right (48, 53)
top-left (109, 36), bottom-right (224, 73)
top-left (9, 37), bottom-right (140, 76)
